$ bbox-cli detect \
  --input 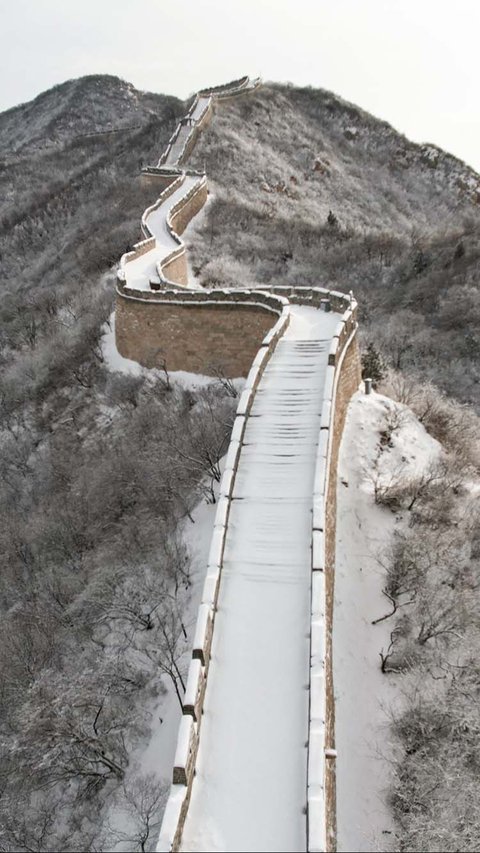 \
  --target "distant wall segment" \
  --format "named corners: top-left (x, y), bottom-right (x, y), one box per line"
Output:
top-left (117, 75), bottom-right (259, 294)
